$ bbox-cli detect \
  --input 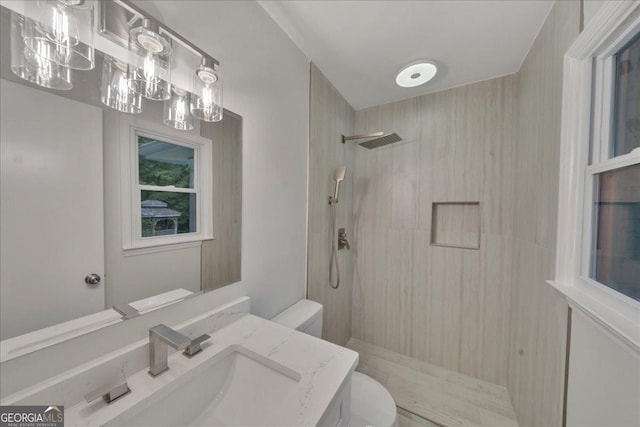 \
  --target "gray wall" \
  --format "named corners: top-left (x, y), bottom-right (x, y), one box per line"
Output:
top-left (2, 0), bottom-right (311, 392)
top-left (0, 80), bottom-right (104, 339)
top-left (507, 1), bottom-right (581, 426)
top-left (351, 75), bottom-right (517, 386)
top-left (137, 0), bottom-right (311, 319)
top-left (201, 112), bottom-right (243, 293)
top-left (307, 64), bottom-right (355, 346)
top-left (105, 104), bottom-right (243, 304)
top-left (103, 101), bottom-right (202, 308)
